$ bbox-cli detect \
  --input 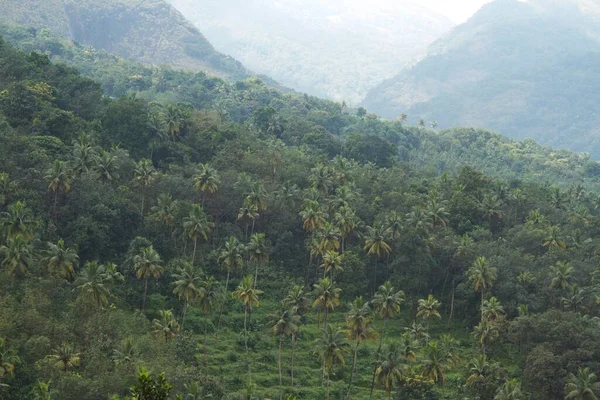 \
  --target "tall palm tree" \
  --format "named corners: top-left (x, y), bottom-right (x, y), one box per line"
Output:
top-left (45, 160), bottom-right (72, 220)
top-left (0, 337), bottom-right (19, 384)
top-left (164, 104), bottom-right (185, 138)
top-left (549, 261), bottom-right (574, 292)
top-left (152, 310), bottom-right (181, 343)
top-left (417, 295), bottom-right (442, 330)
top-left (0, 235), bottom-right (34, 277)
top-left (267, 307), bottom-right (301, 389)
top-left (421, 341), bottom-right (448, 384)
top-left (233, 275), bottom-right (263, 352)
top-left (482, 296), bottom-right (505, 323)
top-left (132, 159), bottom-right (157, 215)
top-left (299, 201), bottom-right (326, 233)
top-left (48, 343), bottom-right (80, 372)
top-left (404, 321), bottom-right (430, 344)
top-left (466, 354), bottom-right (490, 386)
top-left (472, 321), bottom-right (499, 354)
top-left (312, 278), bottom-right (342, 331)
top-left (565, 368), bottom-right (600, 400)
top-left (75, 261), bottom-right (112, 309)
top-left (43, 239), bottom-right (79, 281)
top-left (193, 163), bottom-right (220, 205)
top-left (70, 134), bottom-right (98, 176)
top-left (172, 262), bottom-right (202, 329)
top-left (495, 379), bottom-right (526, 400)
top-left (237, 204), bottom-right (259, 239)
top-left (183, 204), bottom-right (213, 265)
top-left (283, 285), bottom-right (311, 317)
top-left (426, 195), bottom-right (450, 228)
top-left (219, 236), bottom-right (245, 293)
top-left (244, 181), bottom-right (267, 212)
top-left (151, 194), bottom-right (177, 226)
top-left (320, 250), bottom-right (343, 280)
top-left (345, 297), bottom-right (376, 399)
top-left (314, 325), bottom-right (349, 399)
top-left (198, 276), bottom-right (220, 366)
top-left (544, 225), bottom-right (567, 251)
top-left (316, 222), bottom-right (341, 255)
top-left (384, 211), bottom-right (403, 241)
top-left (467, 257), bottom-right (498, 321)
top-left (309, 164), bottom-right (334, 196)
top-left (333, 205), bottom-right (359, 253)
top-left (94, 149), bottom-right (120, 184)
top-left (112, 337), bottom-right (139, 368)
top-left (375, 343), bottom-right (404, 399)
top-left (246, 233), bottom-right (269, 286)
top-left (134, 246), bottom-right (163, 312)
top-left (363, 225), bottom-right (392, 290)
top-left (1, 201), bottom-right (36, 240)
top-left (0, 173), bottom-right (10, 209)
